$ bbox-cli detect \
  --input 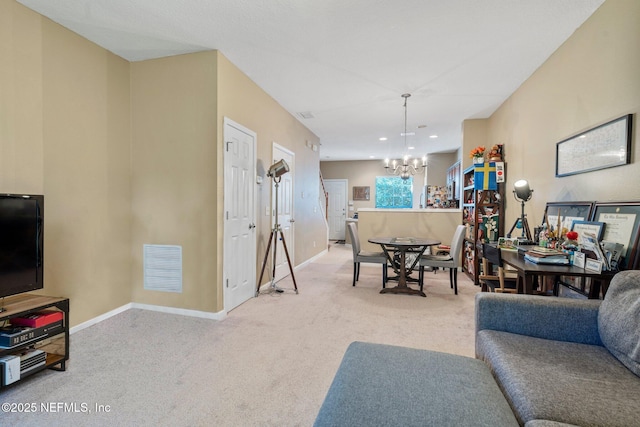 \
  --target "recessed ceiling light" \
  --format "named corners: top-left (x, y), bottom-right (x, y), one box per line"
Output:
top-left (400, 132), bottom-right (415, 136)
top-left (408, 146), bottom-right (415, 150)
top-left (379, 137), bottom-right (388, 141)
top-left (429, 134), bottom-right (438, 139)
top-left (369, 155), bottom-right (375, 158)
